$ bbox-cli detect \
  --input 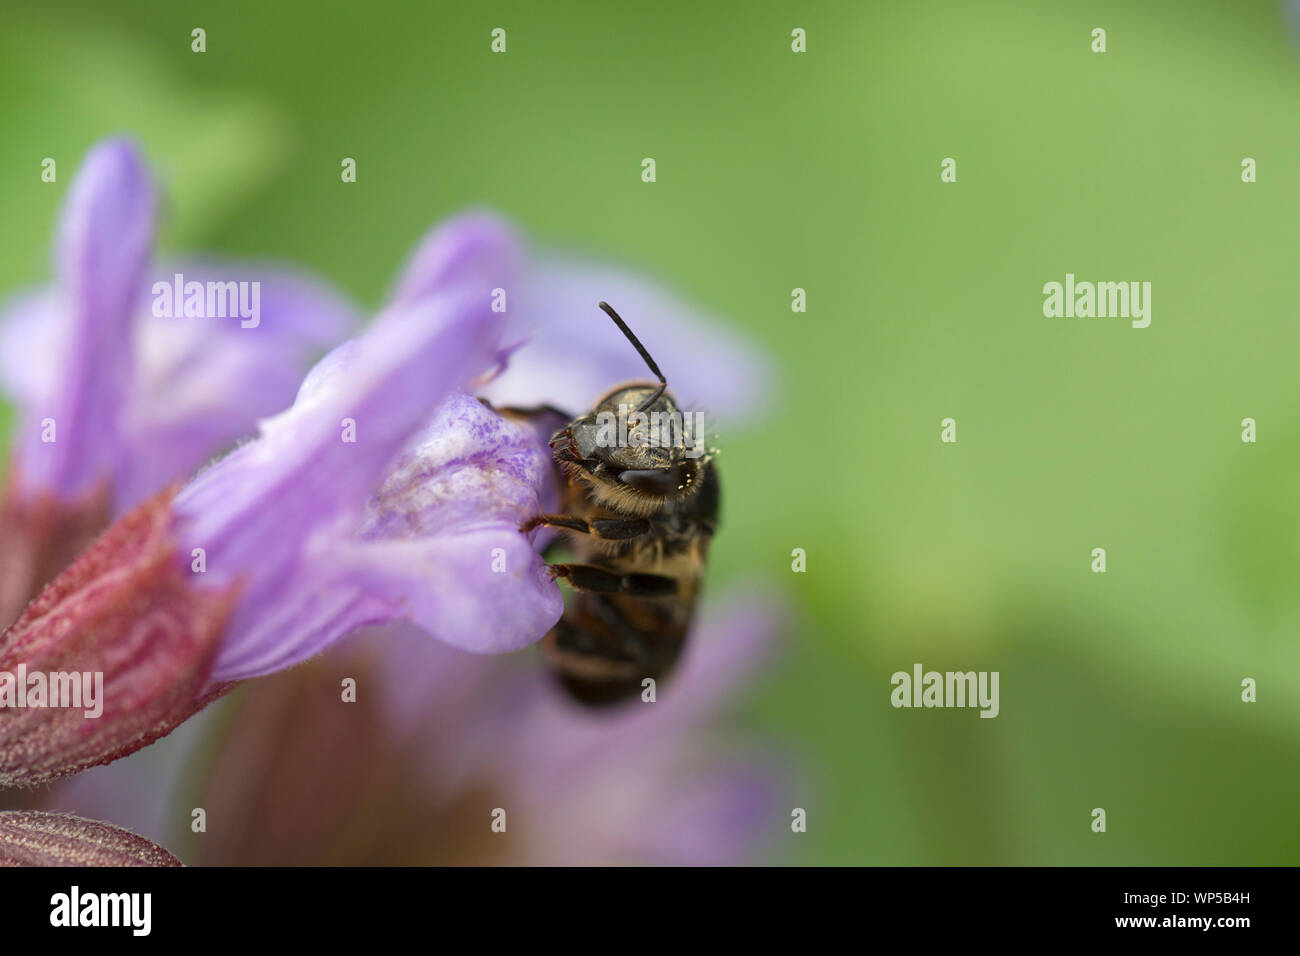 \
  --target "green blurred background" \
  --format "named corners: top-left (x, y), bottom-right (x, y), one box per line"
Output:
top-left (3, 0), bottom-right (1299, 864)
